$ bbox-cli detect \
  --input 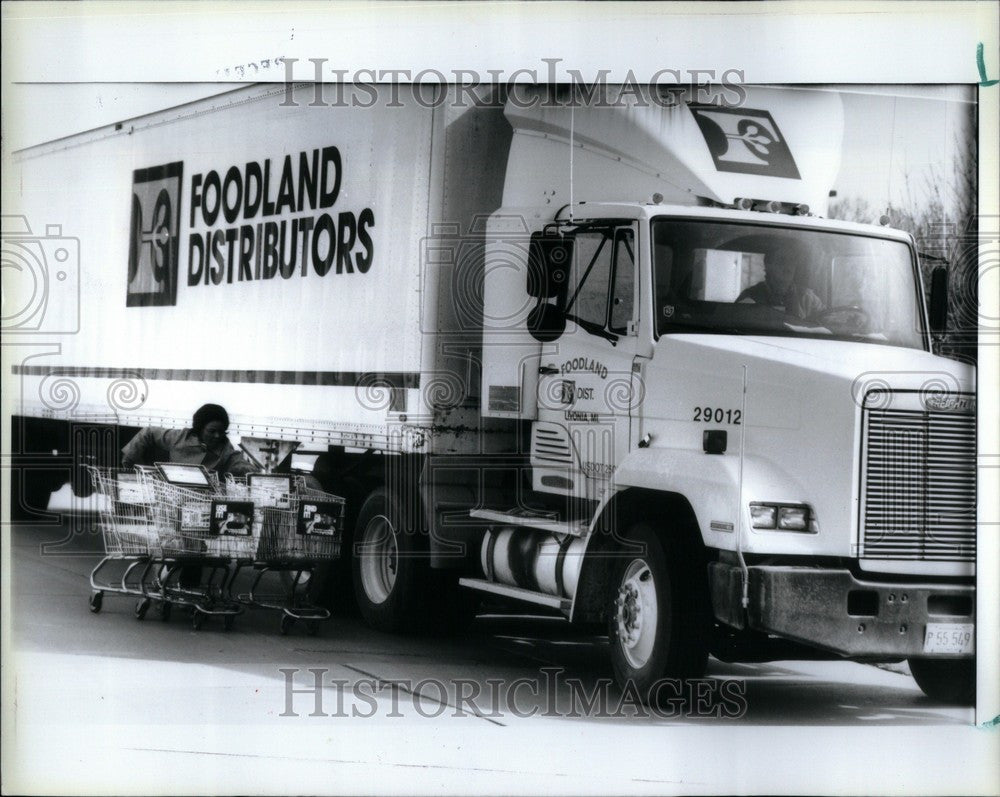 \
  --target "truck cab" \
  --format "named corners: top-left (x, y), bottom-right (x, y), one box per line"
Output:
top-left (469, 88), bottom-right (976, 704)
